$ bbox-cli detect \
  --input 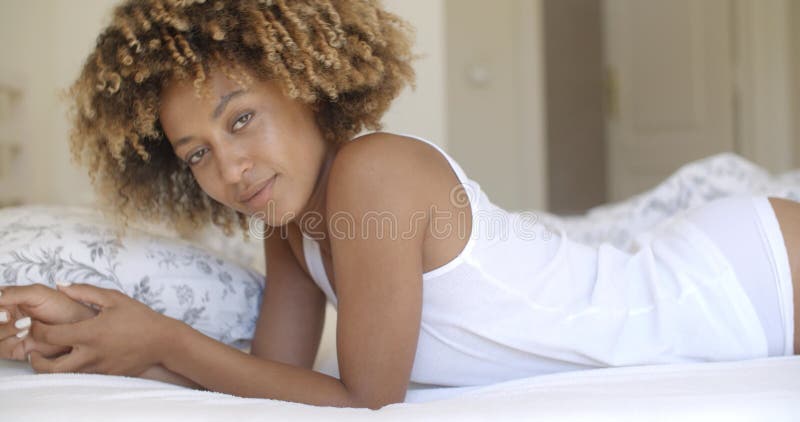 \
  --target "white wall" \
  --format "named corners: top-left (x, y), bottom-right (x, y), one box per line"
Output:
top-left (0, 0), bottom-right (447, 206)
